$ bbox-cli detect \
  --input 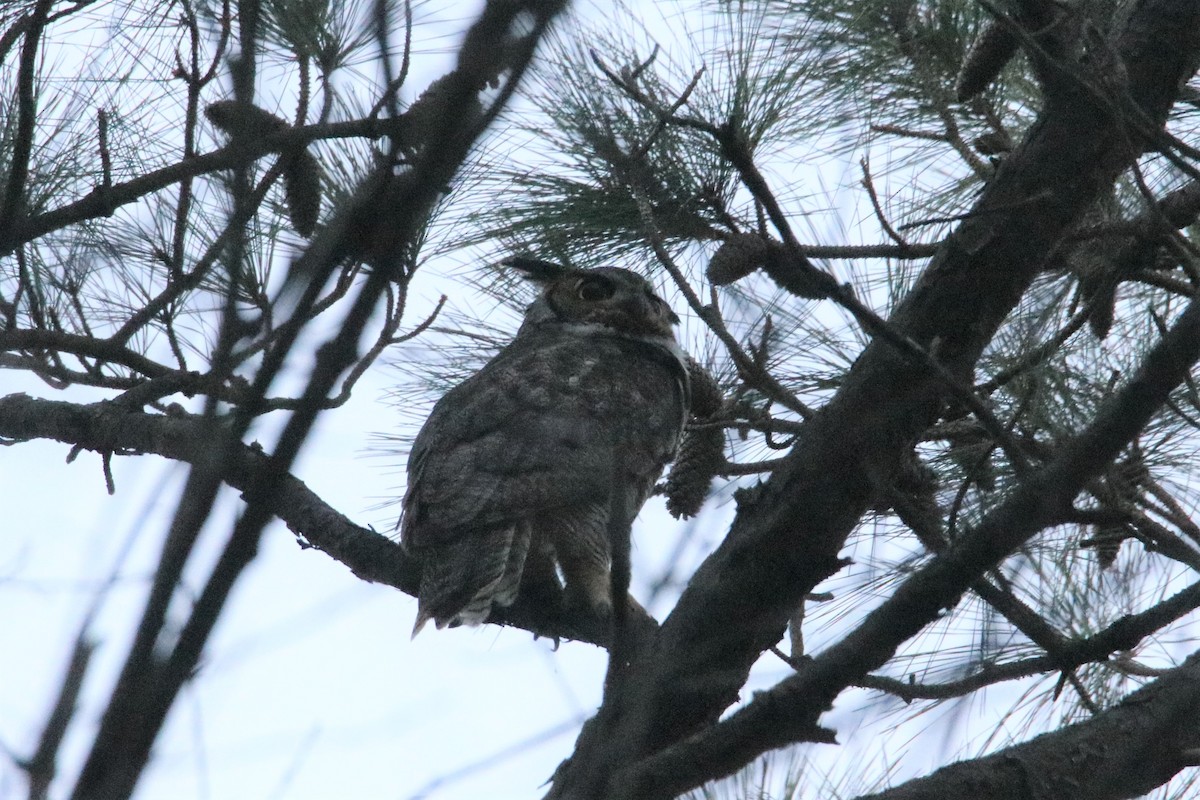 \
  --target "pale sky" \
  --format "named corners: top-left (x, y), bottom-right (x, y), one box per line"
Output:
top-left (5, 2), bottom-right (1198, 799)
